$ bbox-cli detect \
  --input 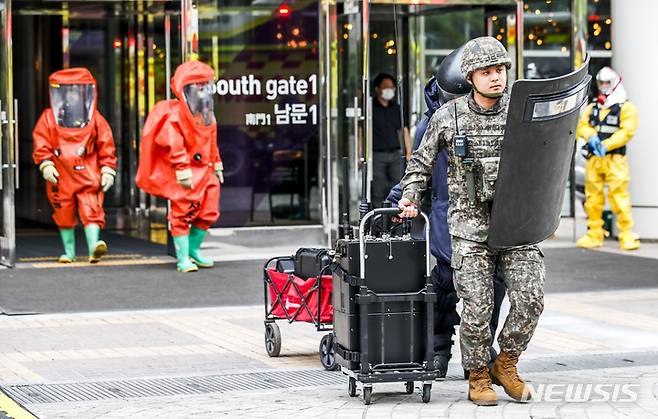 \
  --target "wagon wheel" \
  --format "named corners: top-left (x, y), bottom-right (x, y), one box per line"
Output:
top-left (363, 385), bottom-right (373, 405)
top-left (264, 323), bottom-right (281, 357)
top-left (422, 383), bottom-right (432, 403)
top-left (405, 381), bottom-right (414, 394)
top-left (319, 333), bottom-right (338, 371)
top-left (348, 377), bottom-right (357, 397)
